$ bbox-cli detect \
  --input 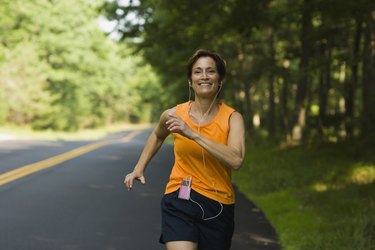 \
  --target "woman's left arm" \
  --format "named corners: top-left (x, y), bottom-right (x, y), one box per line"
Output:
top-left (166, 112), bottom-right (245, 170)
